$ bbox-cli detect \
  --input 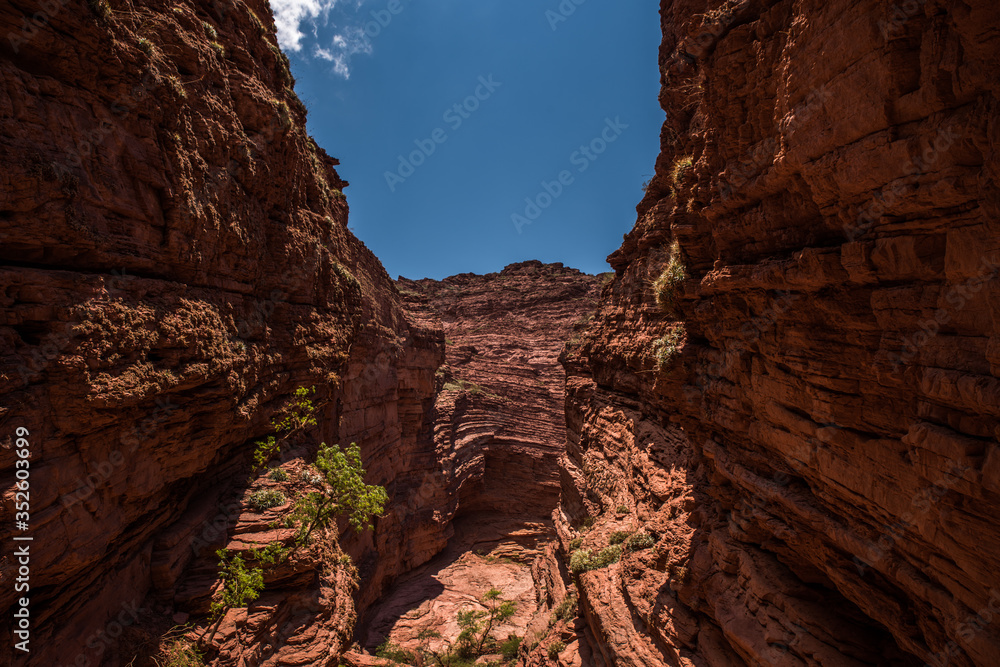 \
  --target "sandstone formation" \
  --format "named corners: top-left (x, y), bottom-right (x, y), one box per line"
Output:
top-left (551, 1), bottom-right (1000, 666)
top-left (5, 0), bottom-right (1000, 665)
top-left (358, 263), bottom-right (602, 657)
top-left (0, 1), bottom-right (440, 664)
